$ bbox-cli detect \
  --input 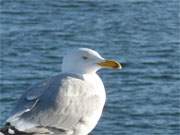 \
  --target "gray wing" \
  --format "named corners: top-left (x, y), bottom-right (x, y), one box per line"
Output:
top-left (6, 74), bottom-right (58, 124)
top-left (7, 73), bottom-right (100, 131)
